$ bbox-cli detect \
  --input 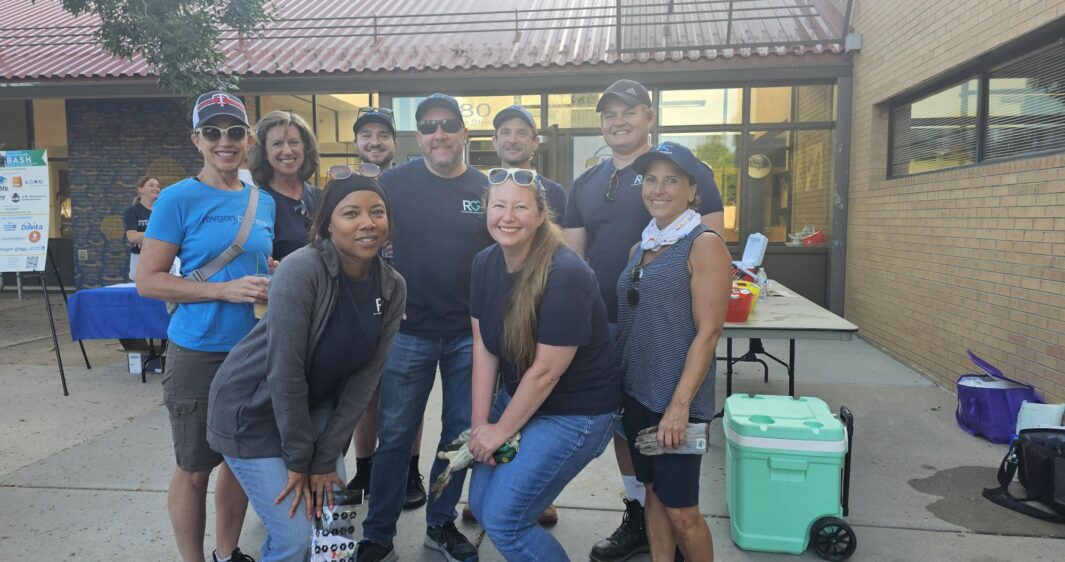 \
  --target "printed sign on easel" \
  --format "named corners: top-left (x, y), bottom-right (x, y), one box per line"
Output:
top-left (0, 150), bottom-right (50, 272)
